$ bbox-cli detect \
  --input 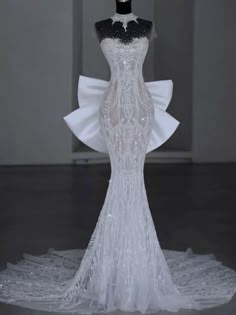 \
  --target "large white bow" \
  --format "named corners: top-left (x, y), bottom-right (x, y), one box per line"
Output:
top-left (63, 75), bottom-right (180, 154)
